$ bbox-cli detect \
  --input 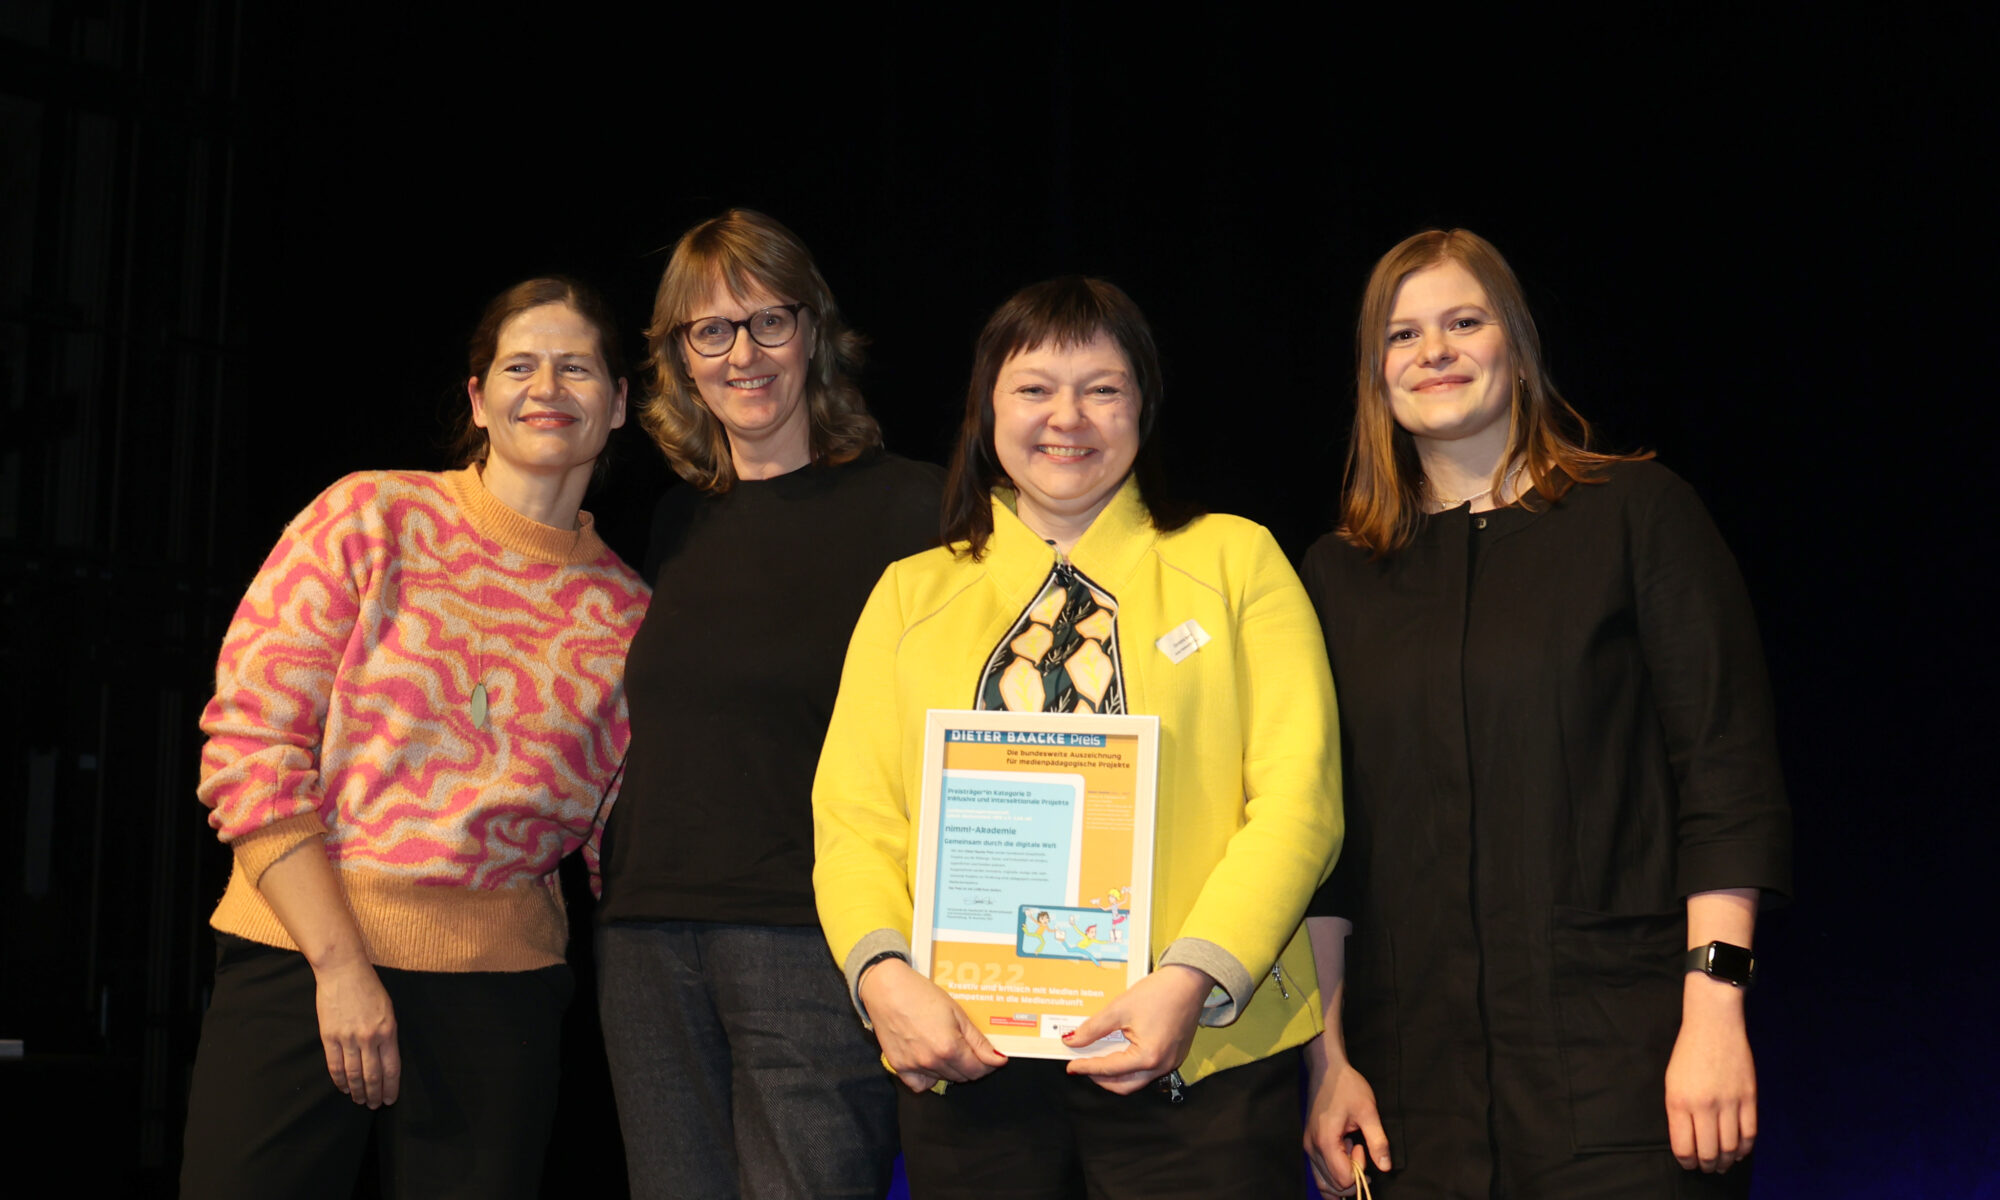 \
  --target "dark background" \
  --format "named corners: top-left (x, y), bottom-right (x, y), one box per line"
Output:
top-left (3, 2), bottom-right (1992, 1195)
